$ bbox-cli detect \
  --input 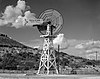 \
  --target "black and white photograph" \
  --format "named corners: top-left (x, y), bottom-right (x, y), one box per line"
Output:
top-left (0, 0), bottom-right (100, 79)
